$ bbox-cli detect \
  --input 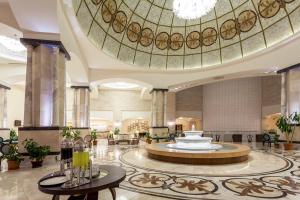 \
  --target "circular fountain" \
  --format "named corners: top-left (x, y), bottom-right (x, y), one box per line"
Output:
top-left (145, 127), bottom-right (251, 165)
top-left (167, 130), bottom-right (222, 151)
